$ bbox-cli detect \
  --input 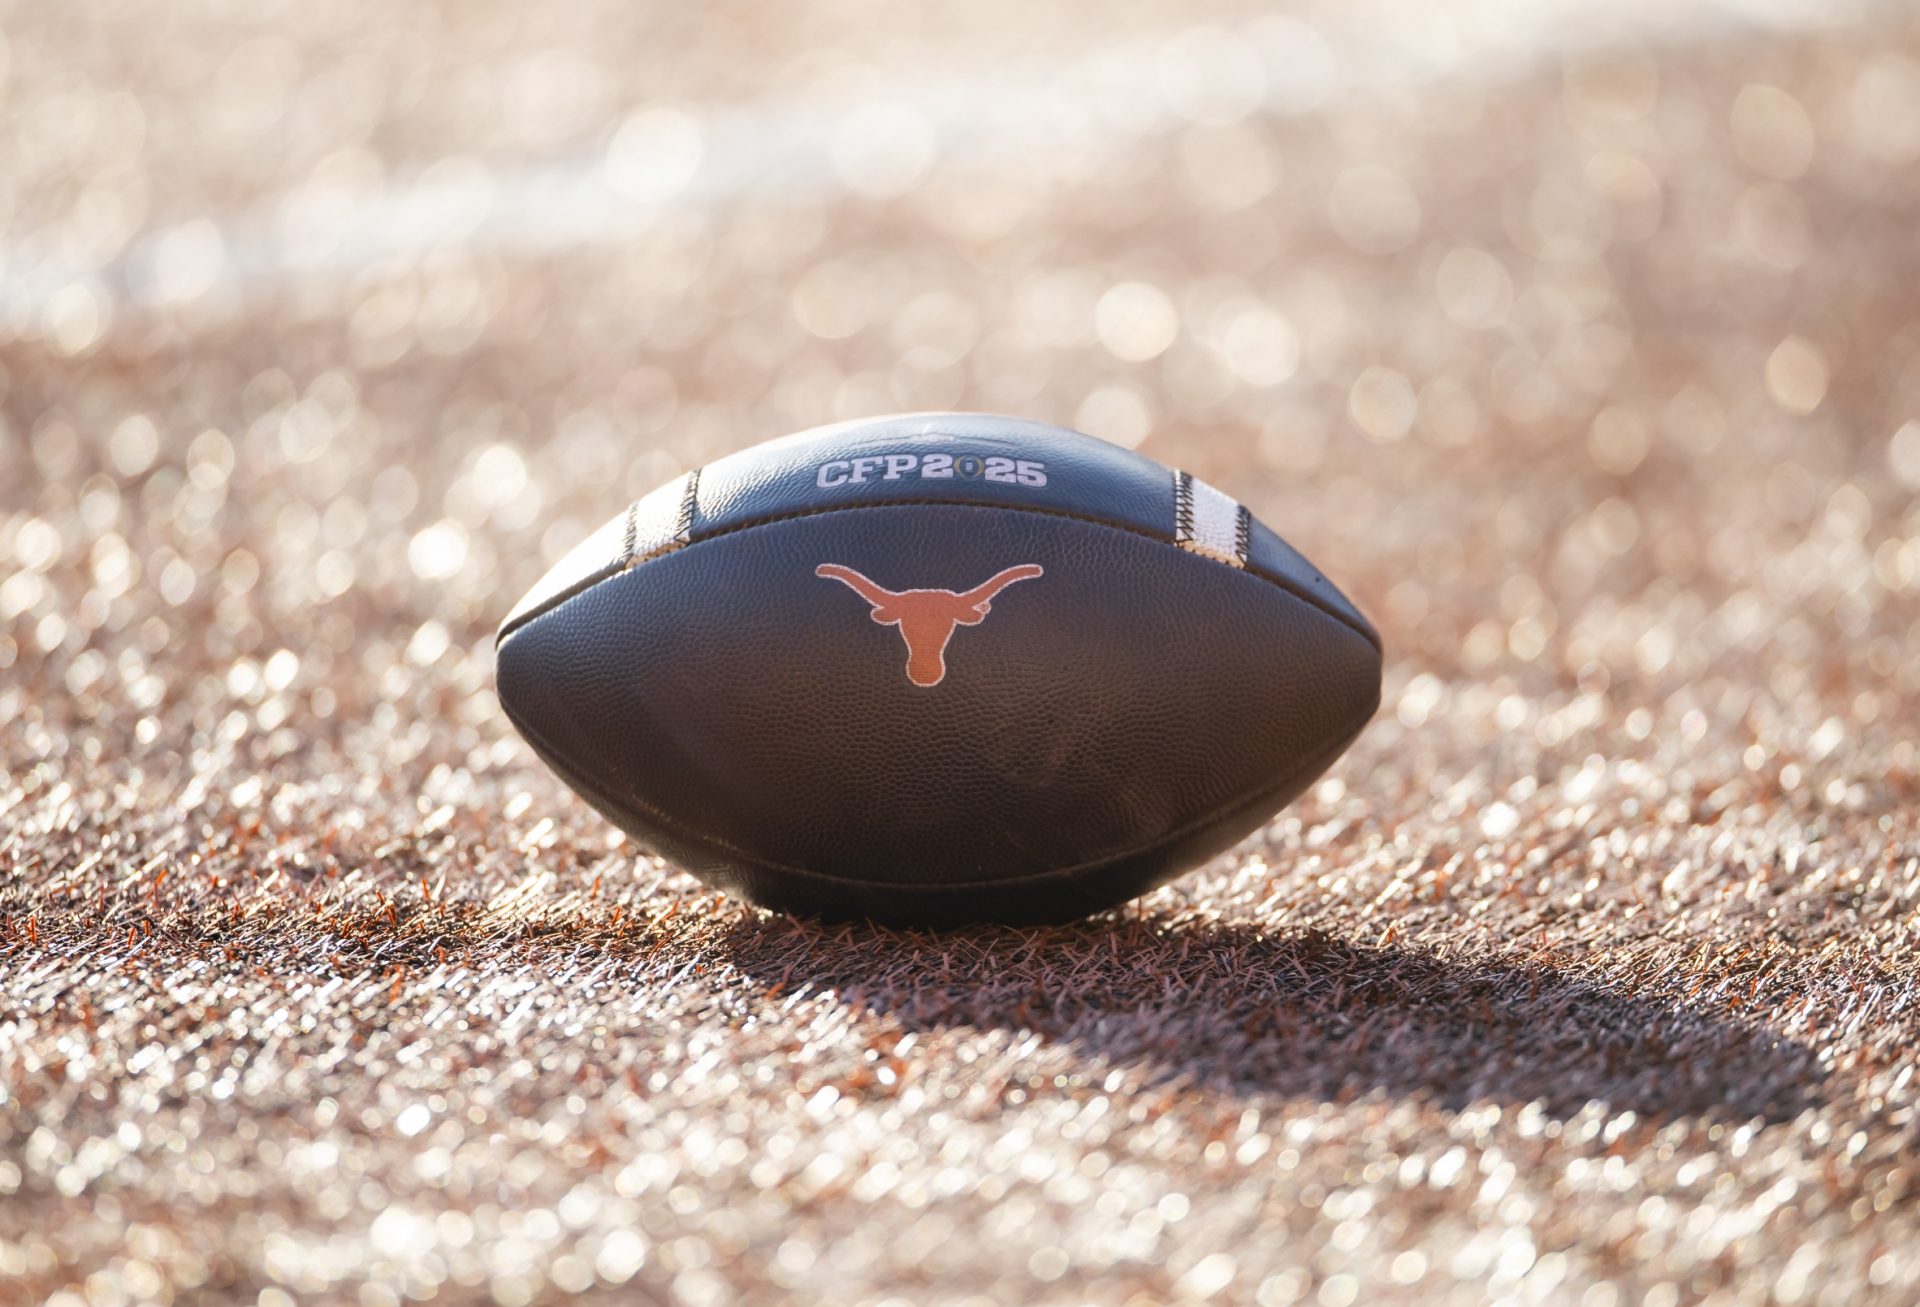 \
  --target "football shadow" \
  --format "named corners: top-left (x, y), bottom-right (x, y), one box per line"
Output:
top-left (719, 913), bottom-right (1824, 1122)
